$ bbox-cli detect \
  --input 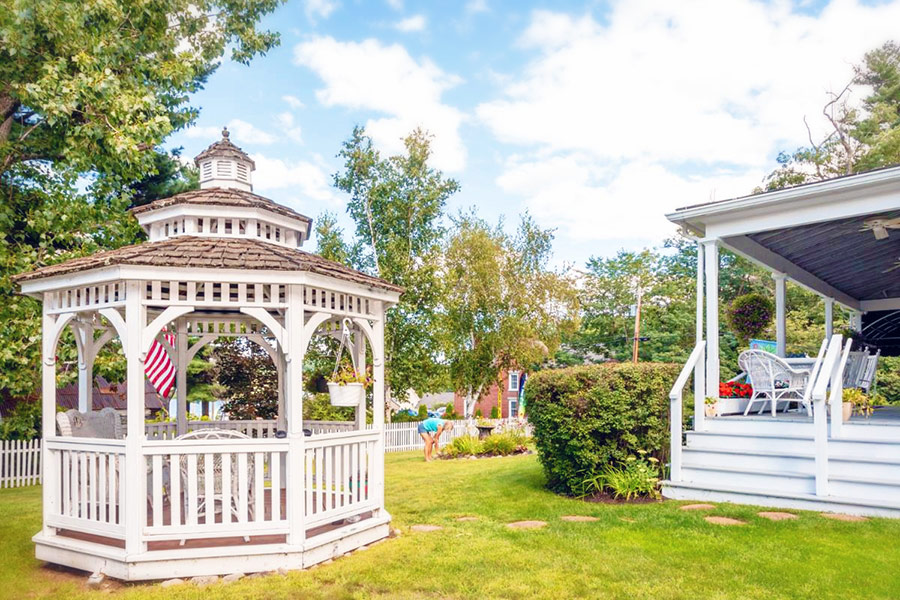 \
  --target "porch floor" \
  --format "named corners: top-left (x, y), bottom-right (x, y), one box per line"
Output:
top-left (714, 405), bottom-right (900, 425)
